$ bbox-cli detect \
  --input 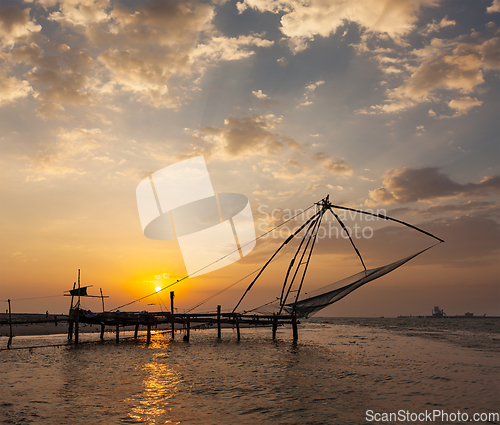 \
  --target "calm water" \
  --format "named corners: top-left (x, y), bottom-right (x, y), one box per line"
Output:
top-left (1, 318), bottom-right (499, 424)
